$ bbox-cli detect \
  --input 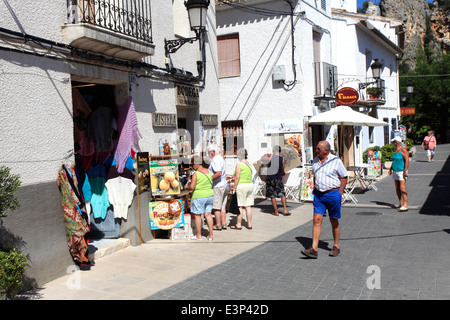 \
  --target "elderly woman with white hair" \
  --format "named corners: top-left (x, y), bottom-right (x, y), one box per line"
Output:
top-left (230, 148), bottom-right (254, 230)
